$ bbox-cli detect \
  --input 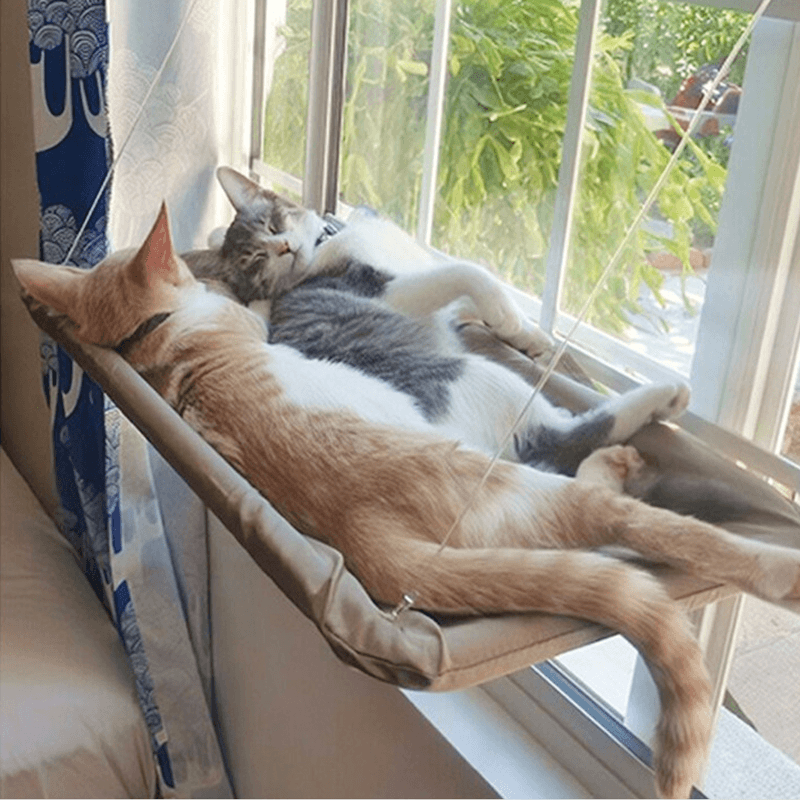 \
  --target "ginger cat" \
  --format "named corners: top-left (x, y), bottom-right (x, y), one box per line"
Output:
top-left (14, 206), bottom-right (800, 798)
